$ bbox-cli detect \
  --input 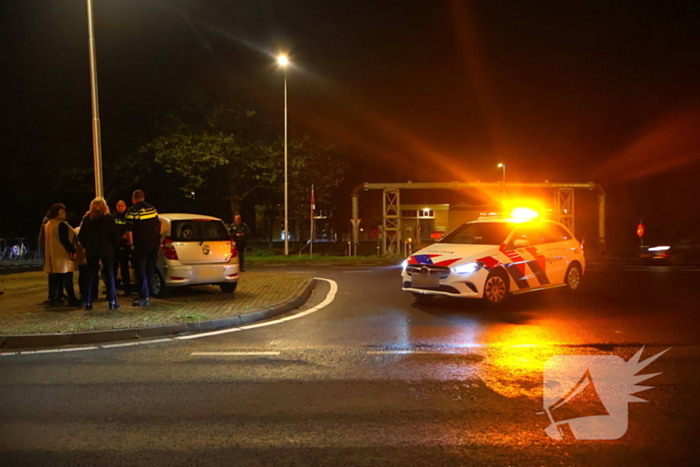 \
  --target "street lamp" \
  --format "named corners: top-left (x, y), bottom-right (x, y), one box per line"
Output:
top-left (497, 163), bottom-right (505, 183)
top-left (87, 0), bottom-right (103, 198)
top-left (277, 55), bottom-right (290, 255)
top-left (497, 163), bottom-right (506, 204)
